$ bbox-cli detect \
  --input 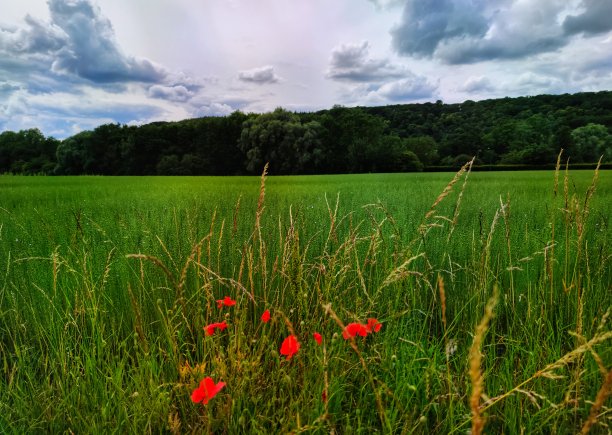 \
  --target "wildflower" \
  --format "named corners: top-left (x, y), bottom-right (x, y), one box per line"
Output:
top-left (216, 296), bottom-right (236, 309)
top-left (191, 377), bottom-right (225, 405)
top-left (313, 332), bottom-right (322, 345)
top-left (280, 335), bottom-right (300, 360)
top-left (366, 318), bottom-right (382, 333)
top-left (261, 309), bottom-right (271, 323)
top-left (342, 322), bottom-right (368, 340)
top-left (204, 321), bottom-right (228, 336)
